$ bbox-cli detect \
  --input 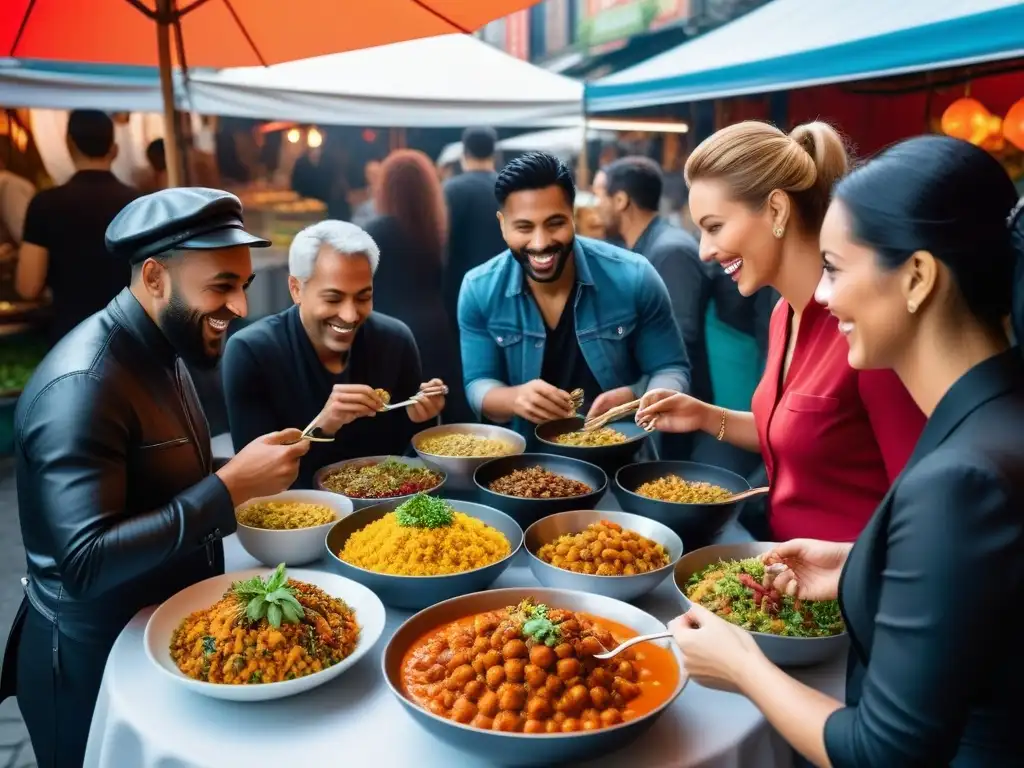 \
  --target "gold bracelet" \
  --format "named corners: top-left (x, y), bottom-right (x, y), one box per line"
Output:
top-left (715, 408), bottom-right (727, 441)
